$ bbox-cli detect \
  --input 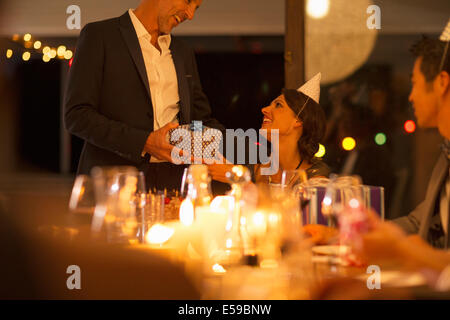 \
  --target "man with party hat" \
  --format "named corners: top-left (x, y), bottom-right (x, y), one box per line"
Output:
top-left (303, 23), bottom-right (450, 249)
top-left (392, 20), bottom-right (450, 249)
